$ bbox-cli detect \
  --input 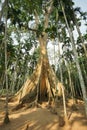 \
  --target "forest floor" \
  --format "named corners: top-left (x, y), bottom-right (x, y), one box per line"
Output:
top-left (0, 97), bottom-right (87, 130)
